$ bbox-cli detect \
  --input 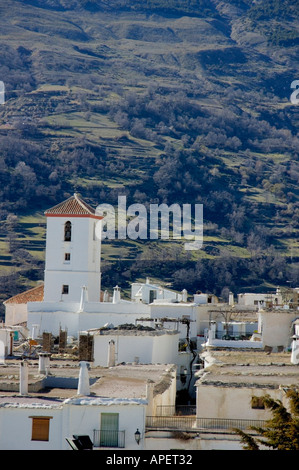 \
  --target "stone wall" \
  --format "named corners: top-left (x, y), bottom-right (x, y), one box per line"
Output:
top-left (79, 334), bottom-right (93, 361)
